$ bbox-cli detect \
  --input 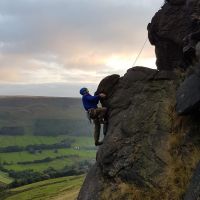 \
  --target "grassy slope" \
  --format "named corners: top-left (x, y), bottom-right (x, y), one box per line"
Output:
top-left (4, 175), bottom-right (84, 200)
